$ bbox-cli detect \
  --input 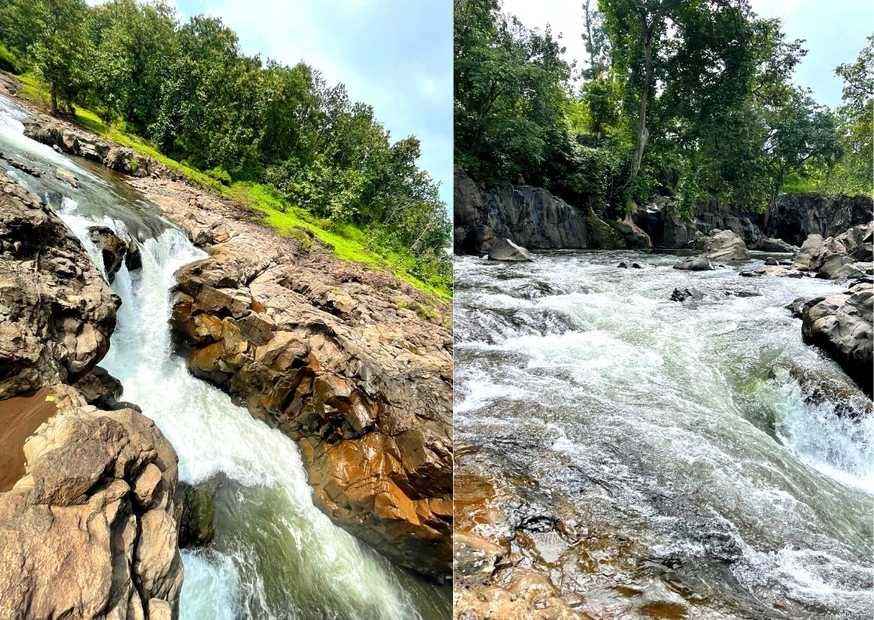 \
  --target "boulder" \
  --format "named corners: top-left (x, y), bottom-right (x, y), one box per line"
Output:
top-left (88, 225), bottom-right (127, 282)
top-left (670, 287), bottom-right (705, 302)
top-left (175, 480), bottom-right (216, 548)
top-left (673, 256), bottom-right (714, 271)
top-left (794, 222), bottom-right (873, 279)
top-left (800, 281), bottom-right (872, 396)
top-left (0, 172), bottom-right (119, 398)
top-left (774, 361), bottom-right (872, 420)
top-left (488, 238), bottom-right (532, 262)
top-left (71, 366), bottom-right (123, 408)
top-left (0, 404), bottom-right (183, 619)
top-left (755, 237), bottom-right (798, 253)
top-left (701, 229), bottom-right (749, 262)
